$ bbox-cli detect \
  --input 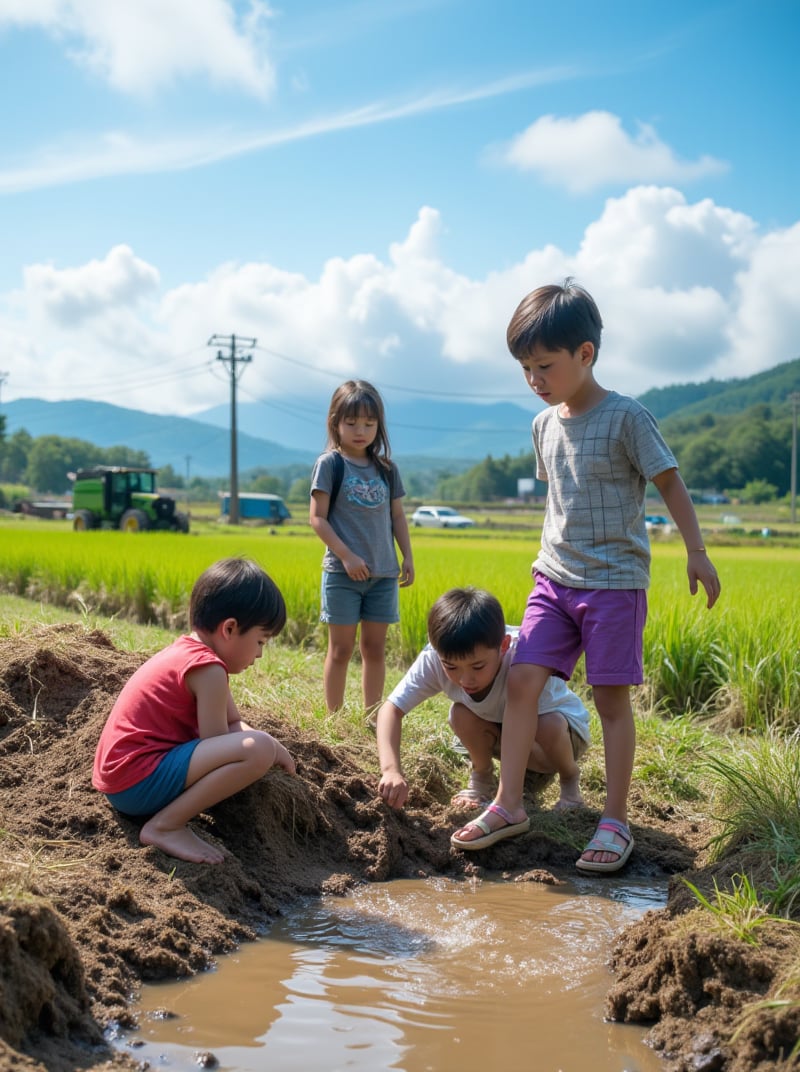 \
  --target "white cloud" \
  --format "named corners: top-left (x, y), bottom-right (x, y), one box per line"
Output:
top-left (723, 221), bottom-right (800, 378)
top-left (0, 0), bottom-right (276, 98)
top-left (2, 191), bottom-right (799, 417)
top-left (21, 244), bottom-right (160, 326)
top-left (502, 111), bottom-right (728, 193)
top-left (0, 68), bottom-right (577, 195)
